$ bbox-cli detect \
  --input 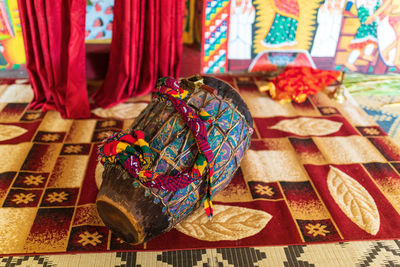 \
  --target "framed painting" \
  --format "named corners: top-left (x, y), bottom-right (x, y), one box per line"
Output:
top-left (85, 0), bottom-right (114, 43)
top-left (201, 0), bottom-right (400, 74)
